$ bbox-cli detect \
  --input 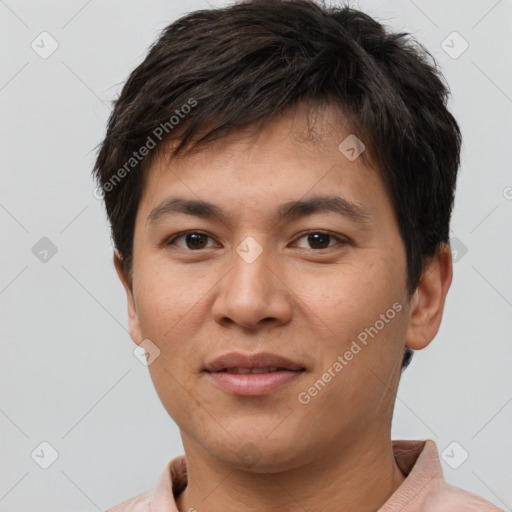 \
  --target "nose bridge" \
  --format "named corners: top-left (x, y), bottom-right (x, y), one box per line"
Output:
top-left (232, 235), bottom-right (269, 294)
top-left (212, 235), bottom-right (291, 329)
